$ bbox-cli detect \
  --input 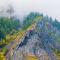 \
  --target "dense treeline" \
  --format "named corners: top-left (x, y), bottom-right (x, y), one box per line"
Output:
top-left (23, 12), bottom-right (43, 29)
top-left (0, 17), bottom-right (21, 40)
top-left (52, 19), bottom-right (60, 30)
top-left (0, 12), bottom-right (60, 48)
